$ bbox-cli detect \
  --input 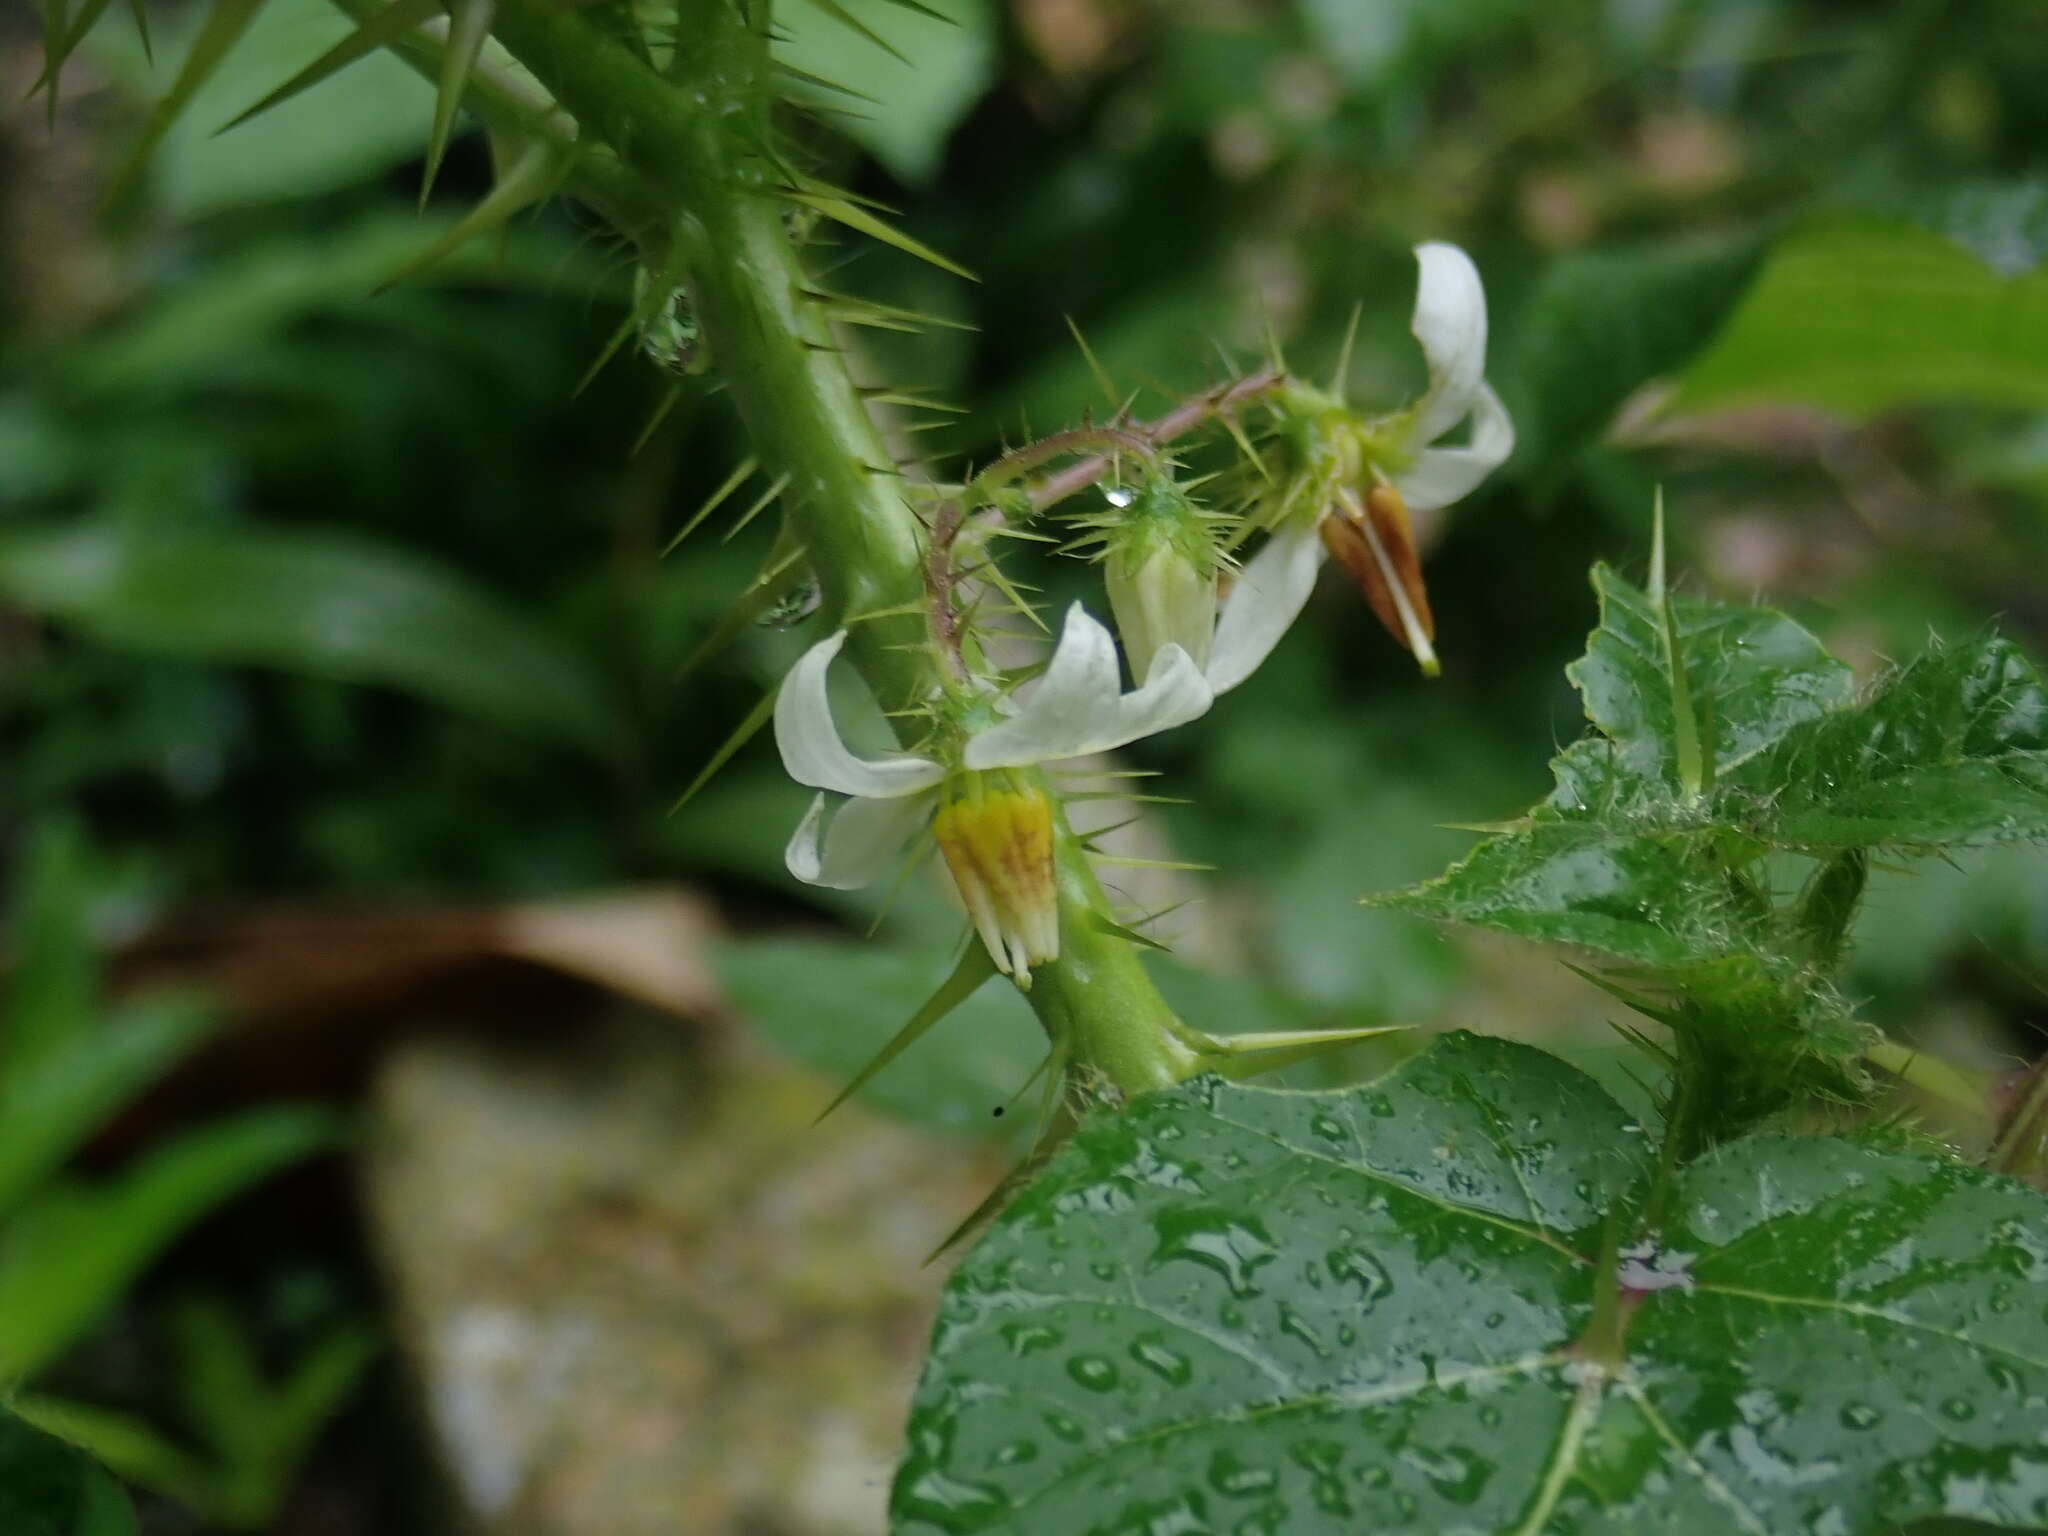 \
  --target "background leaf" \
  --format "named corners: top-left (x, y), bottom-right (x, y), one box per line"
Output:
top-left (716, 937), bottom-right (1043, 1137)
top-left (0, 1107), bottom-right (342, 1382)
top-left (1506, 231), bottom-right (1769, 476)
top-left (894, 1034), bottom-right (2048, 1534)
top-left (775, 0), bottom-right (996, 186)
top-left (1673, 218), bottom-right (2048, 417)
top-left (0, 522), bottom-right (621, 752)
top-left (0, 1408), bottom-right (136, 1536)
top-left (88, 0), bottom-right (433, 218)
